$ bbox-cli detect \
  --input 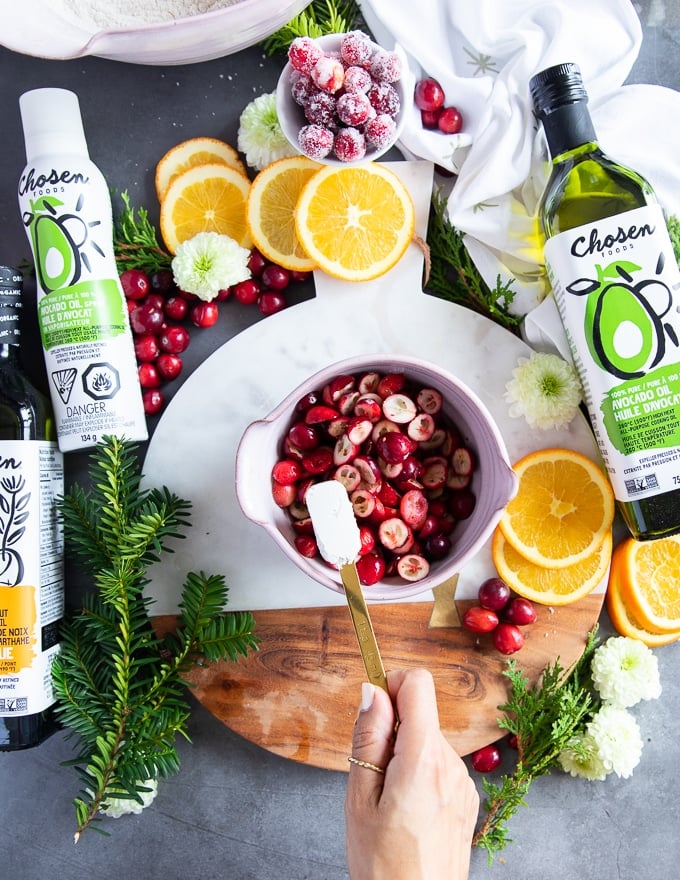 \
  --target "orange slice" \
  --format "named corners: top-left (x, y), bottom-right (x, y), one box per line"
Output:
top-left (491, 526), bottom-right (612, 606)
top-left (294, 163), bottom-right (415, 281)
top-left (498, 448), bottom-right (615, 569)
top-left (155, 136), bottom-right (246, 201)
top-left (246, 156), bottom-right (320, 271)
top-left (606, 545), bottom-right (680, 646)
top-left (159, 163), bottom-right (252, 254)
top-left (613, 534), bottom-right (680, 633)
